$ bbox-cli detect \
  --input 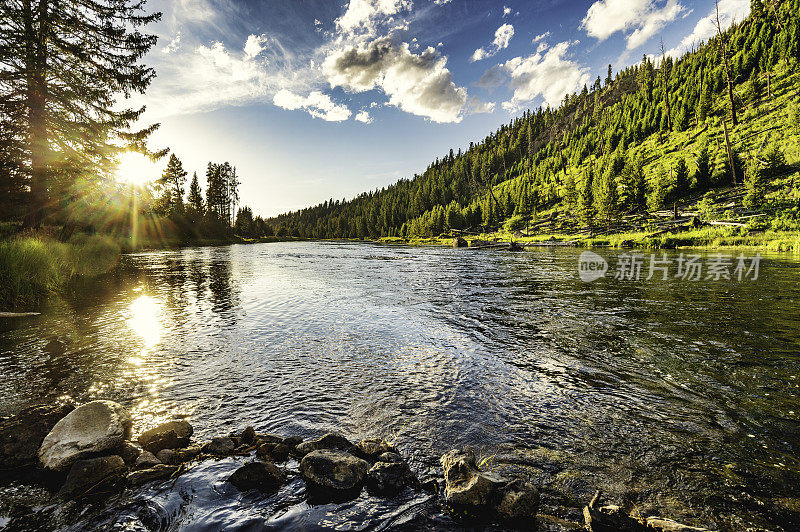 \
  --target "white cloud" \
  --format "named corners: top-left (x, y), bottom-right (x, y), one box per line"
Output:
top-left (666, 0), bottom-right (749, 57)
top-left (323, 36), bottom-right (467, 123)
top-left (467, 97), bottom-right (496, 114)
top-left (581, 0), bottom-right (686, 50)
top-left (355, 110), bottom-right (374, 123)
top-left (162, 33), bottom-right (181, 54)
top-left (244, 34), bottom-right (267, 59)
top-left (532, 31), bottom-right (550, 43)
top-left (336, 0), bottom-right (413, 35)
top-left (501, 40), bottom-right (591, 110)
top-left (503, 6), bottom-right (512, 17)
top-left (471, 23), bottom-right (515, 62)
top-left (273, 89), bottom-right (352, 121)
top-left (433, 0), bottom-right (452, 4)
